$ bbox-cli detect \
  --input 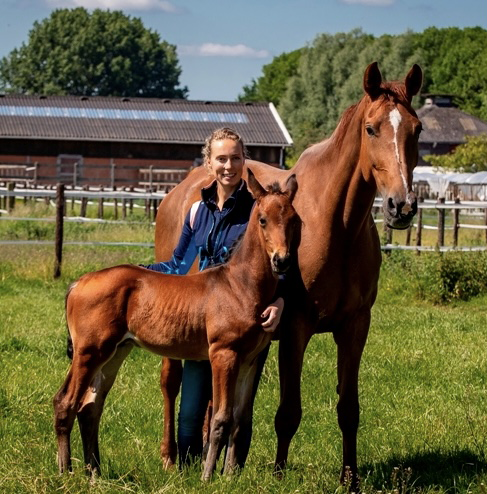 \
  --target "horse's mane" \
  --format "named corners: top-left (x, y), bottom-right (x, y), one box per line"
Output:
top-left (325, 81), bottom-right (410, 149)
